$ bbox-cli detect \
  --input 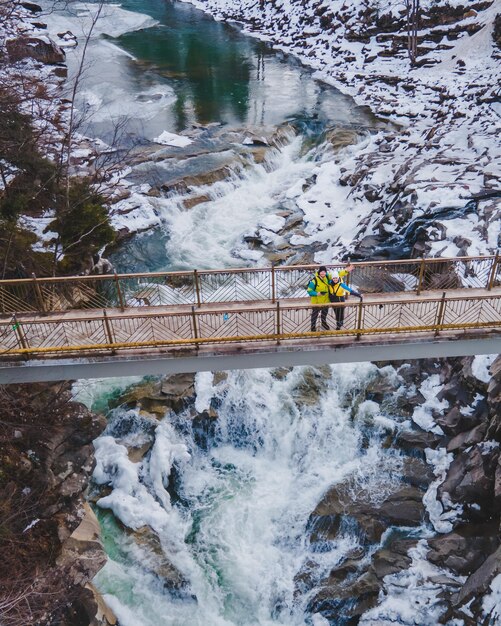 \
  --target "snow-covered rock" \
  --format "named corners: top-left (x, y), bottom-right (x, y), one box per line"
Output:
top-left (184, 0), bottom-right (500, 262)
